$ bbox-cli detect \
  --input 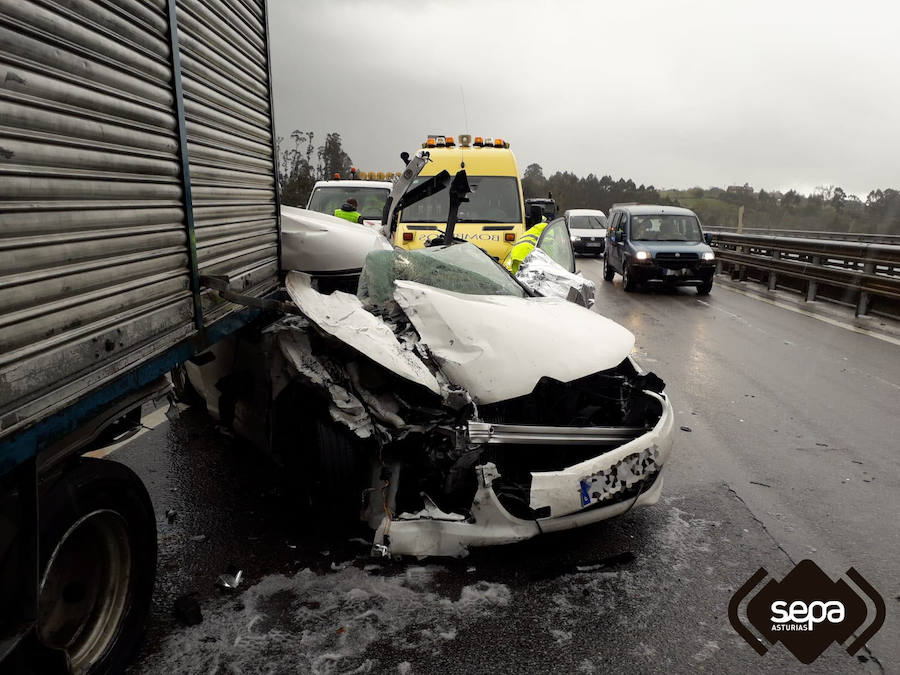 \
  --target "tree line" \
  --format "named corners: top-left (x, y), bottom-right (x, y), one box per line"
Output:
top-left (277, 130), bottom-right (353, 207)
top-left (523, 164), bottom-right (899, 235)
